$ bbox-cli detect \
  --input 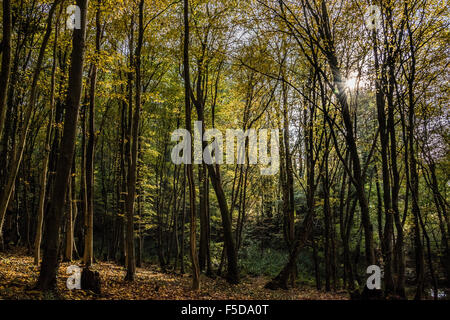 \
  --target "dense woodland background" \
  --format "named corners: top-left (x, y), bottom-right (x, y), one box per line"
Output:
top-left (0, 0), bottom-right (448, 300)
